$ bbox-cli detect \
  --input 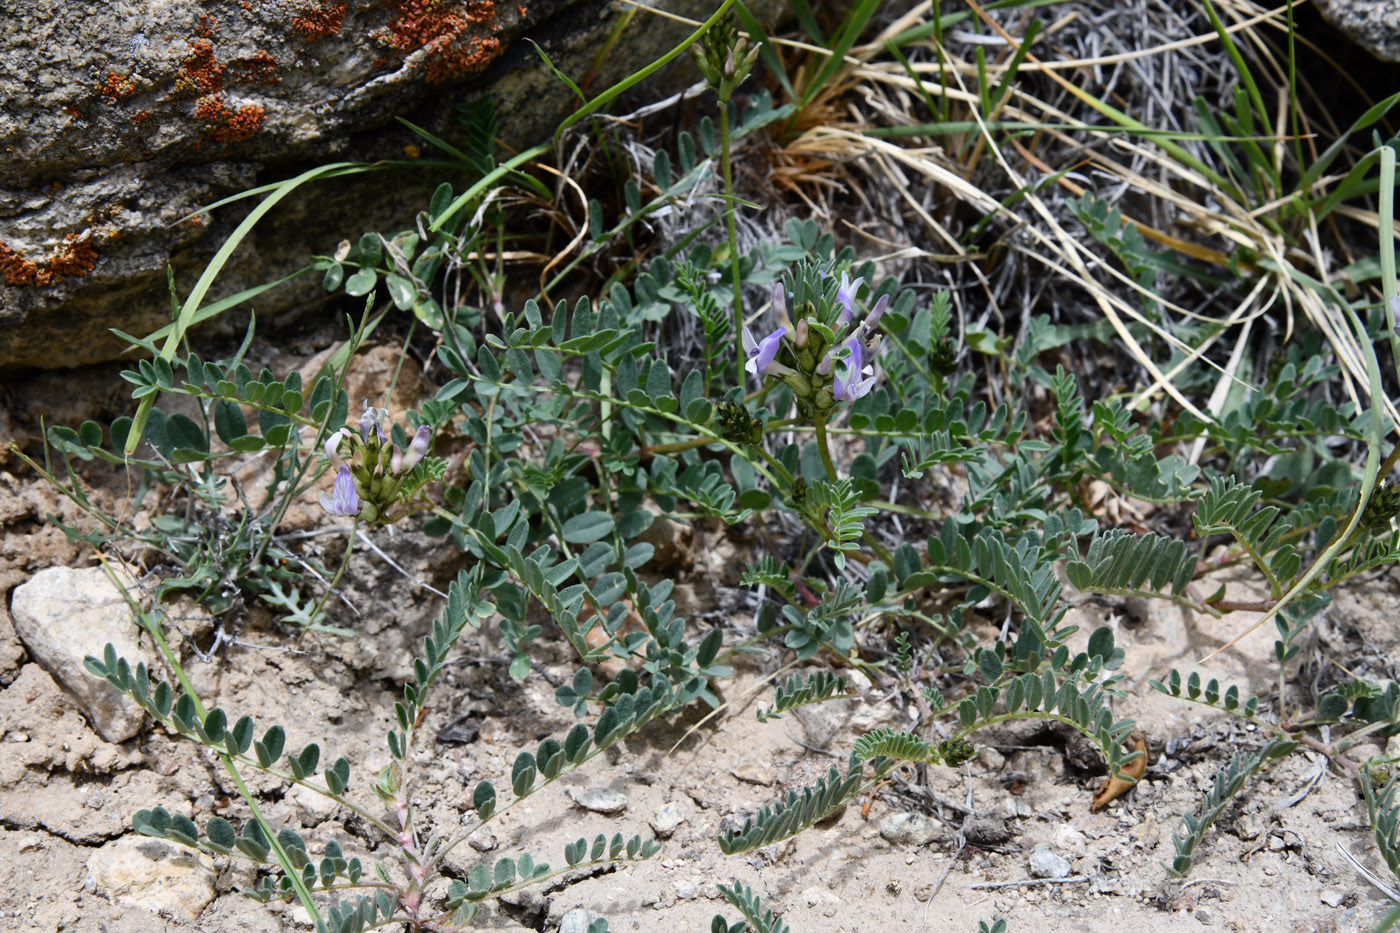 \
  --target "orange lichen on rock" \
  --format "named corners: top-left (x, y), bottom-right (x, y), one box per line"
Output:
top-left (131, 109), bottom-right (153, 124)
top-left (229, 50), bottom-right (282, 86)
top-left (100, 72), bottom-right (139, 106)
top-left (0, 234), bottom-right (99, 287)
top-left (197, 13), bottom-right (220, 37)
top-left (48, 234), bottom-right (100, 281)
top-left (194, 94), bottom-right (265, 144)
top-left (171, 39), bottom-right (225, 100)
top-left (383, 0), bottom-right (505, 83)
top-left (292, 2), bottom-right (348, 42)
top-left (0, 242), bottom-right (37, 286)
